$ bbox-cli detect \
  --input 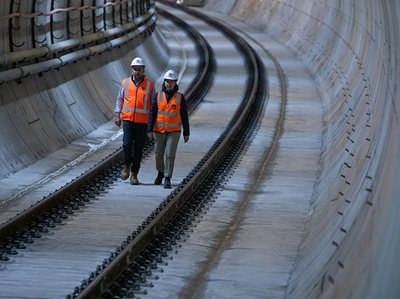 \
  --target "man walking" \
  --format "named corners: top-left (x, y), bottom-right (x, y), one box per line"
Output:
top-left (114, 57), bottom-right (155, 185)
